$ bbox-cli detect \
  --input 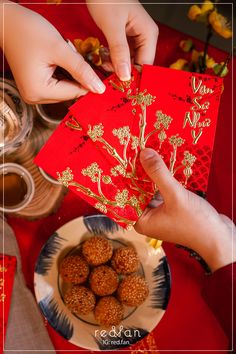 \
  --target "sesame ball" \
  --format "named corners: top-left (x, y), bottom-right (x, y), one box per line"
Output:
top-left (64, 285), bottom-right (96, 316)
top-left (59, 255), bottom-right (89, 284)
top-left (89, 265), bottom-right (119, 296)
top-left (117, 274), bottom-right (149, 307)
top-left (82, 236), bottom-right (113, 266)
top-left (94, 296), bottom-right (124, 327)
top-left (111, 246), bottom-right (139, 274)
